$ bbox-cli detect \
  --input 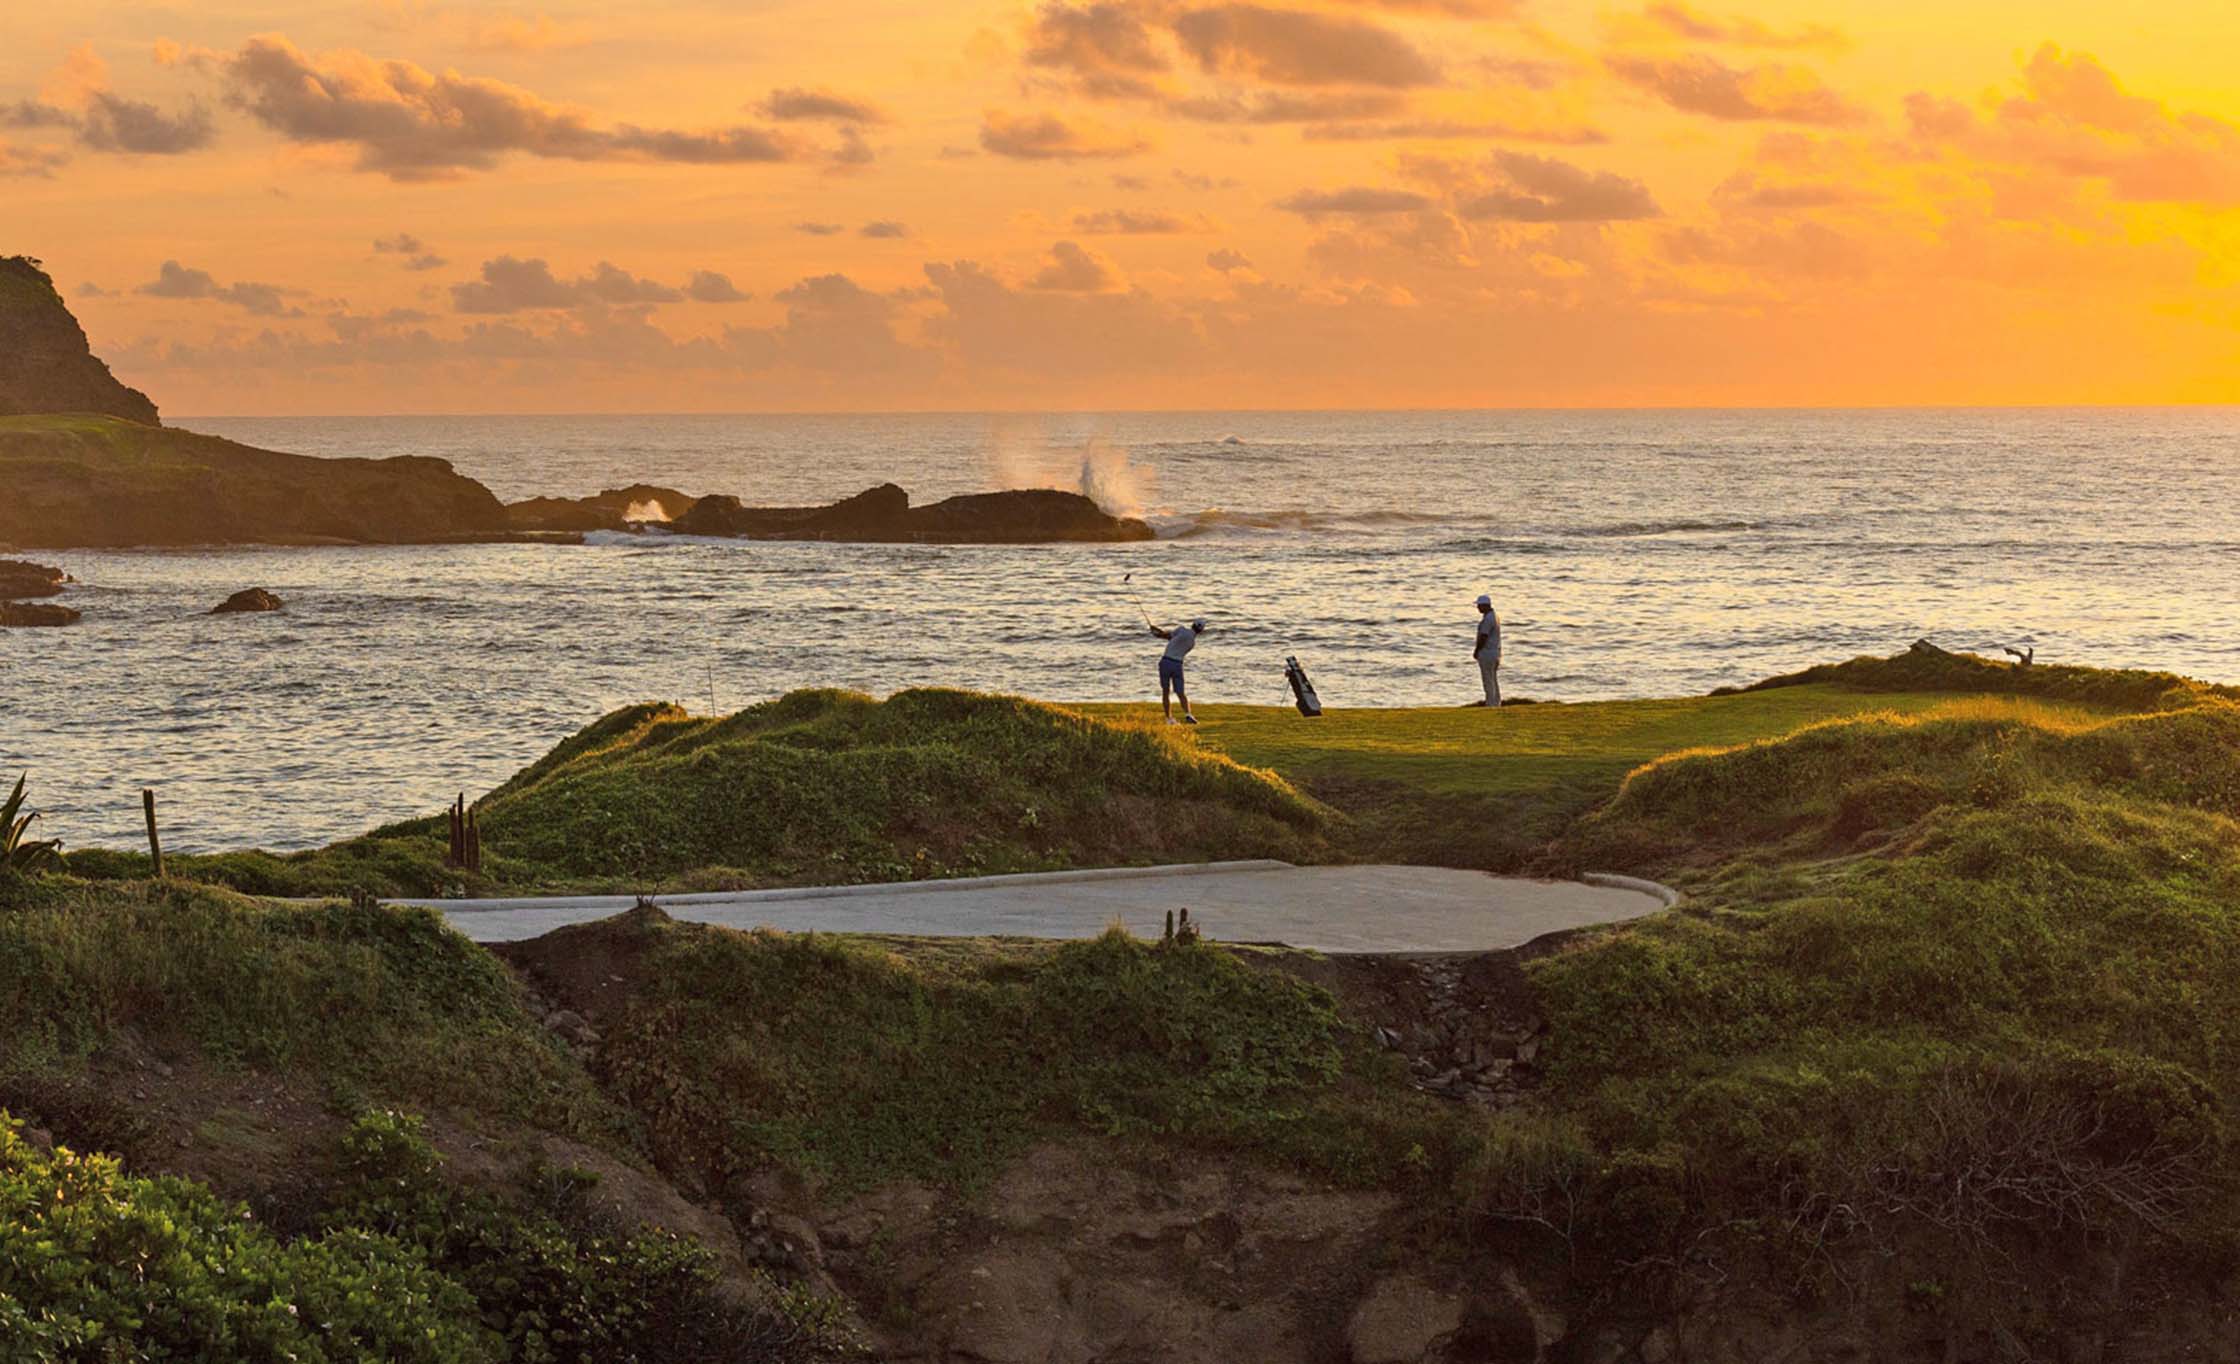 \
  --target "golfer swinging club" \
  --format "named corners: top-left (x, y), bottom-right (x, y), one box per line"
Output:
top-left (1151, 617), bottom-right (1210, 724)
